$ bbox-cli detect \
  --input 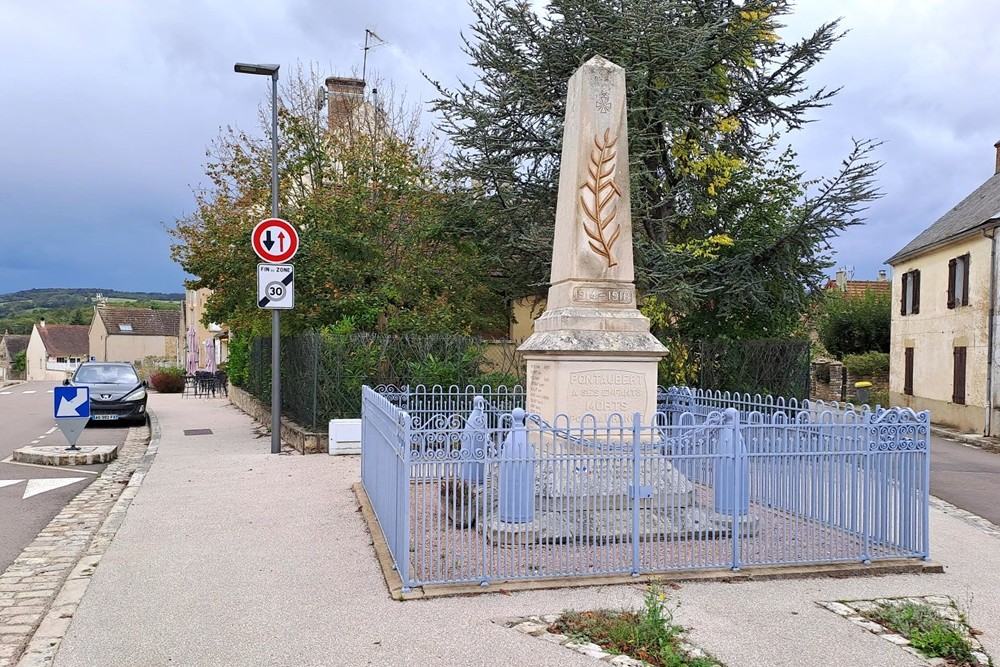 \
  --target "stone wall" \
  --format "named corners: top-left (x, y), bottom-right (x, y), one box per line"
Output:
top-left (229, 385), bottom-right (327, 454)
top-left (845, 368), bottom-right (890, 403)
top-left (810, 360), bottom-right (844, 403)
top-left (810, 360), bottom-right (890, 404)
